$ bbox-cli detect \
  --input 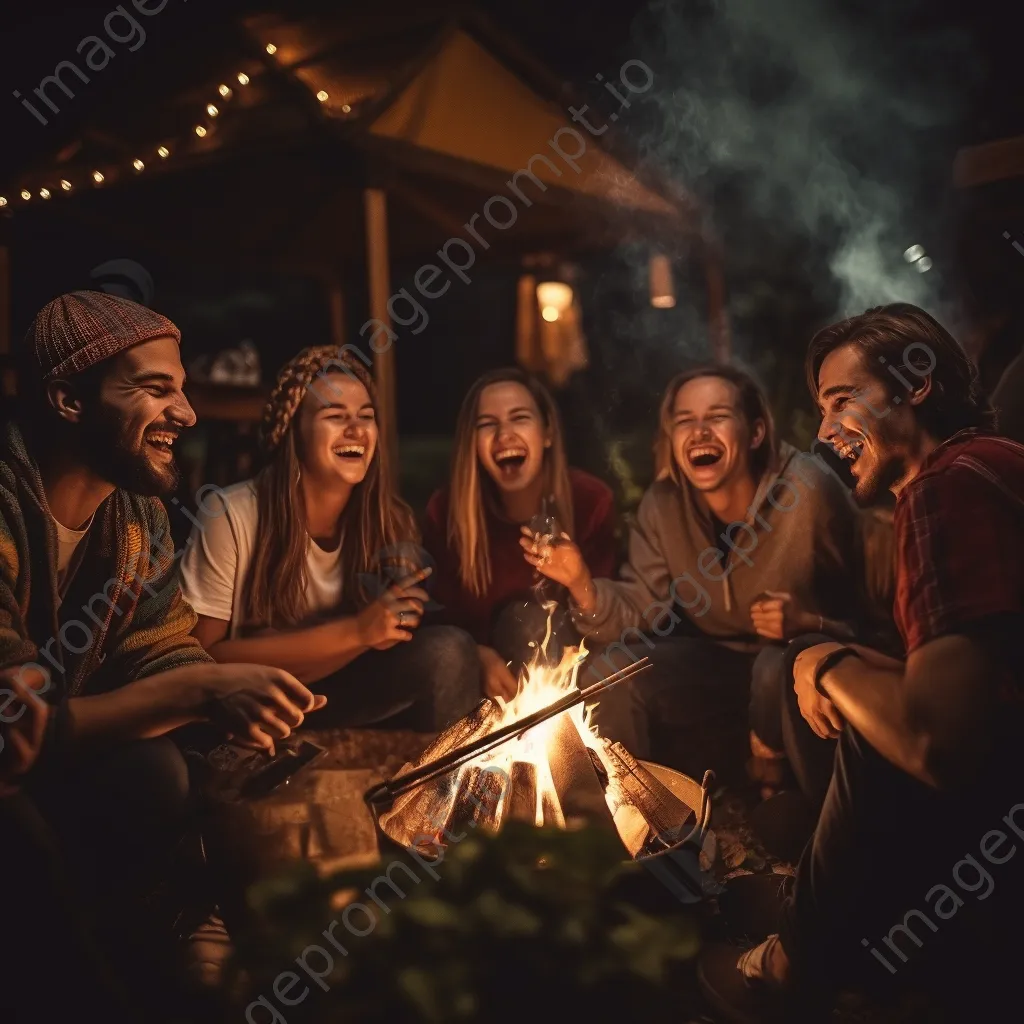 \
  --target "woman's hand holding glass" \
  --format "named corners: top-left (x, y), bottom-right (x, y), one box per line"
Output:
top-left (356, 567), bottom-right (432, 650)
top-left (519, 527), bottom-right (594, 606)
